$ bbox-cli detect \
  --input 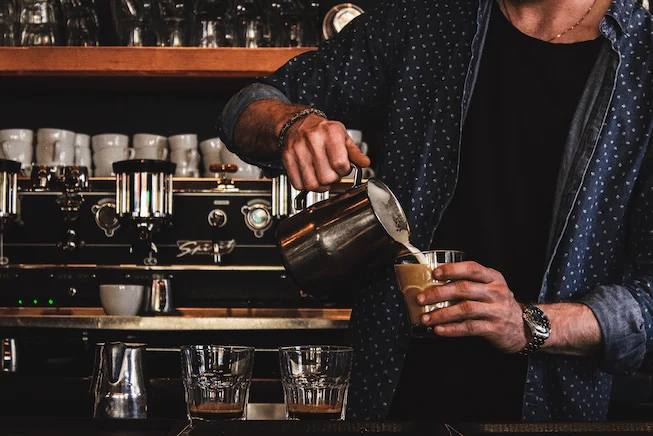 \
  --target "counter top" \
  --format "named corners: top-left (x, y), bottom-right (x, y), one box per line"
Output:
top-left (1, 418), bottom-right (653, 436)
top-left (0, 307), bottom-right (351, 331)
